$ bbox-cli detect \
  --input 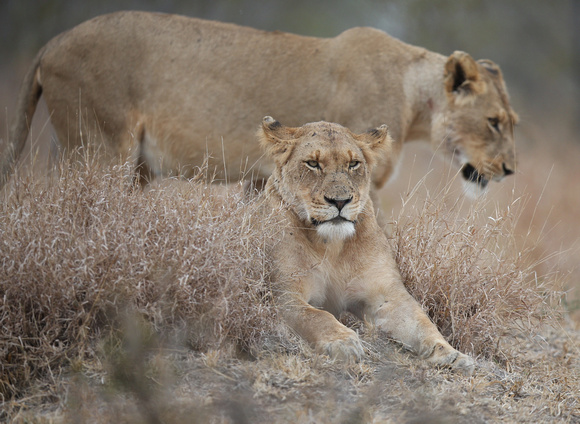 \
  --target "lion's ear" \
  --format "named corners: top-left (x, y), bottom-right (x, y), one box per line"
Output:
top-left (355, 124), bottom-right (392, 167)
top-left (444, 51), bottom-right (486, 101)
top-left (477, 59), bottom-right (502, 77)
top-left (258, 116), bottom-right (299, 165)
